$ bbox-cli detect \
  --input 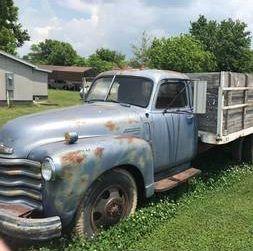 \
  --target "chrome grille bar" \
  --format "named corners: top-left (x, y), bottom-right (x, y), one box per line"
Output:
top-left (0, 158), bottom-right (42, 211)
